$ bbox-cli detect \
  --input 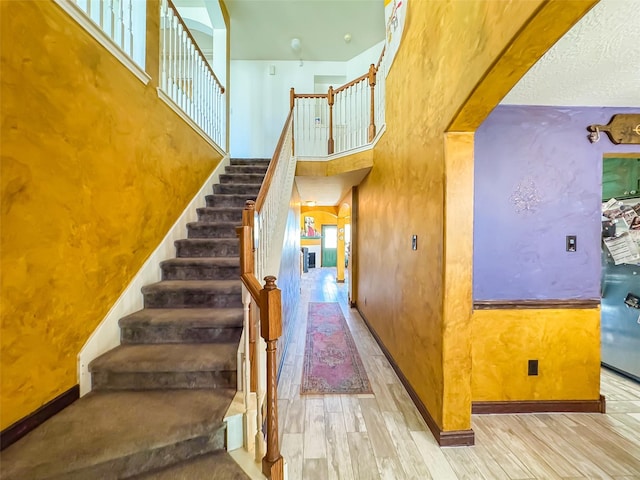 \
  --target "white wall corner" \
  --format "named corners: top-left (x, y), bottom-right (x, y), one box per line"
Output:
top-left (77, 155), bottom-right (231, 395)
